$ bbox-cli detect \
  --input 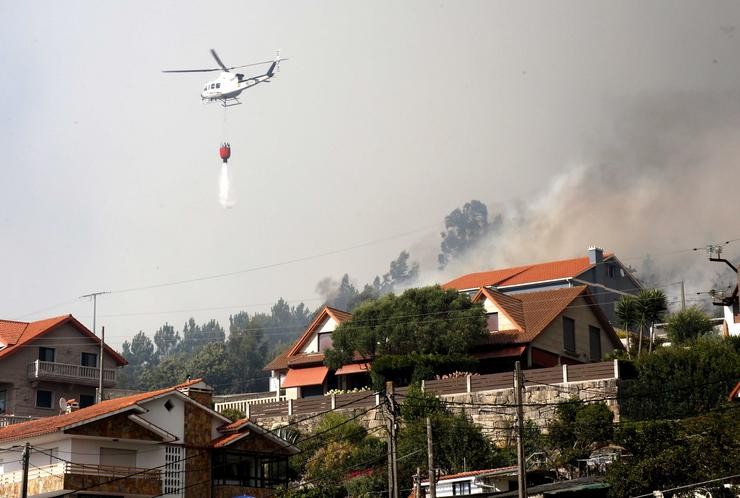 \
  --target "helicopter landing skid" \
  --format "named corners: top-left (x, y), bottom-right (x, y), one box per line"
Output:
top-left (219, 97), bottom-right (242, 107)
